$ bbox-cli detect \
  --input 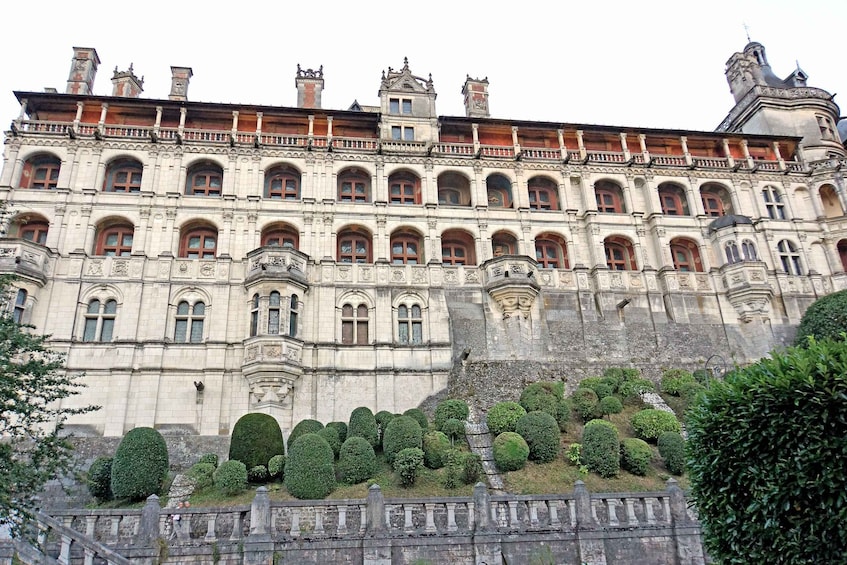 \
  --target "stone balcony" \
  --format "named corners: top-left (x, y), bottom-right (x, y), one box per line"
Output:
top-left (481, 255), bottom-right (540, 319)
top-left (0, 238), bottom-right (52, 284)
